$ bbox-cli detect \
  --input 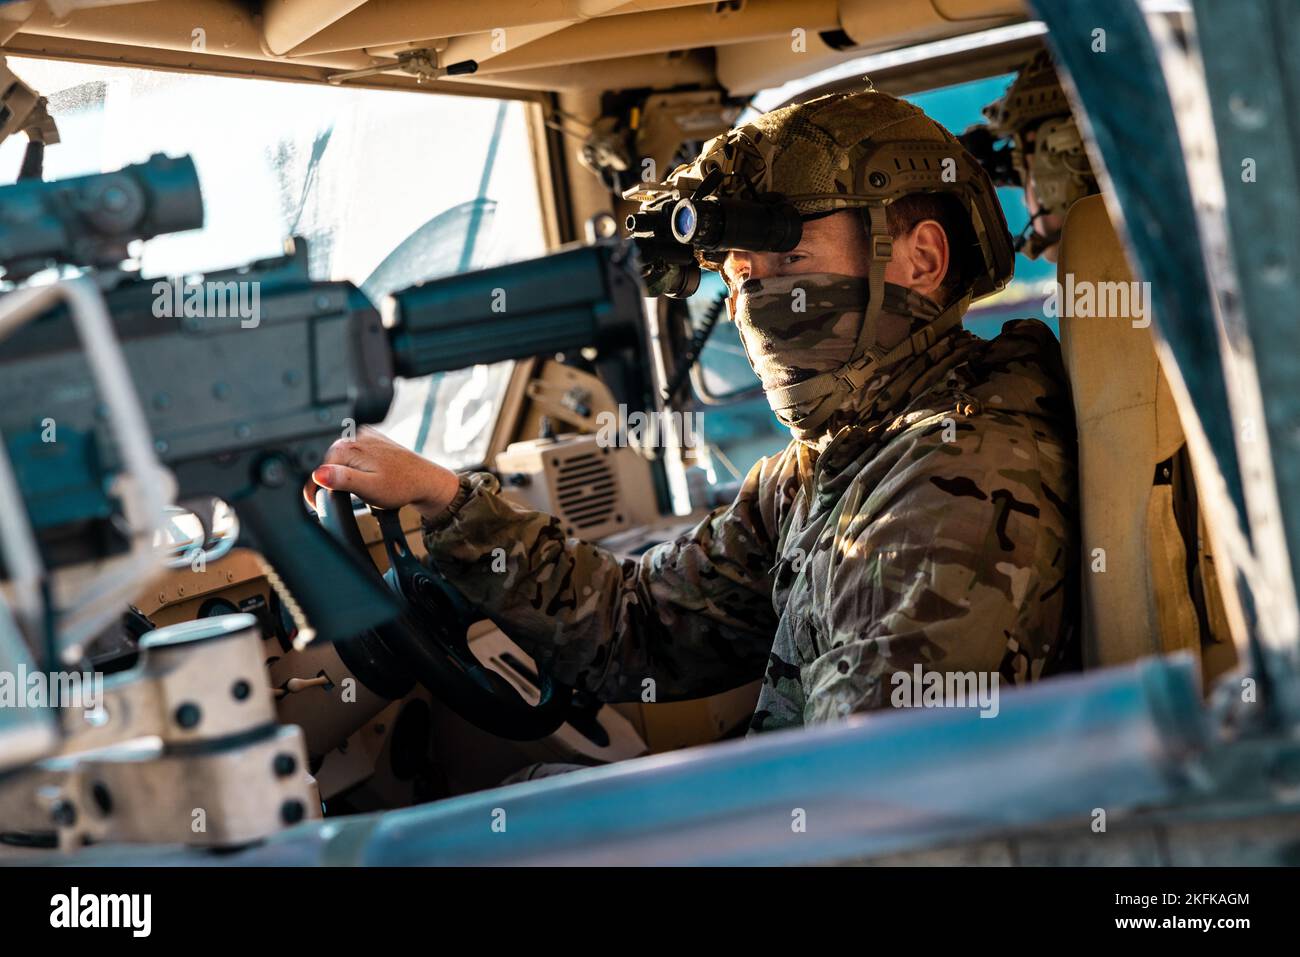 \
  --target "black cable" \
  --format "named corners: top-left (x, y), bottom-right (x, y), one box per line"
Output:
top-left (1013, 208), bottom-right (1052, 253)
top-left (662, 290), bottom-right (727, 402)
